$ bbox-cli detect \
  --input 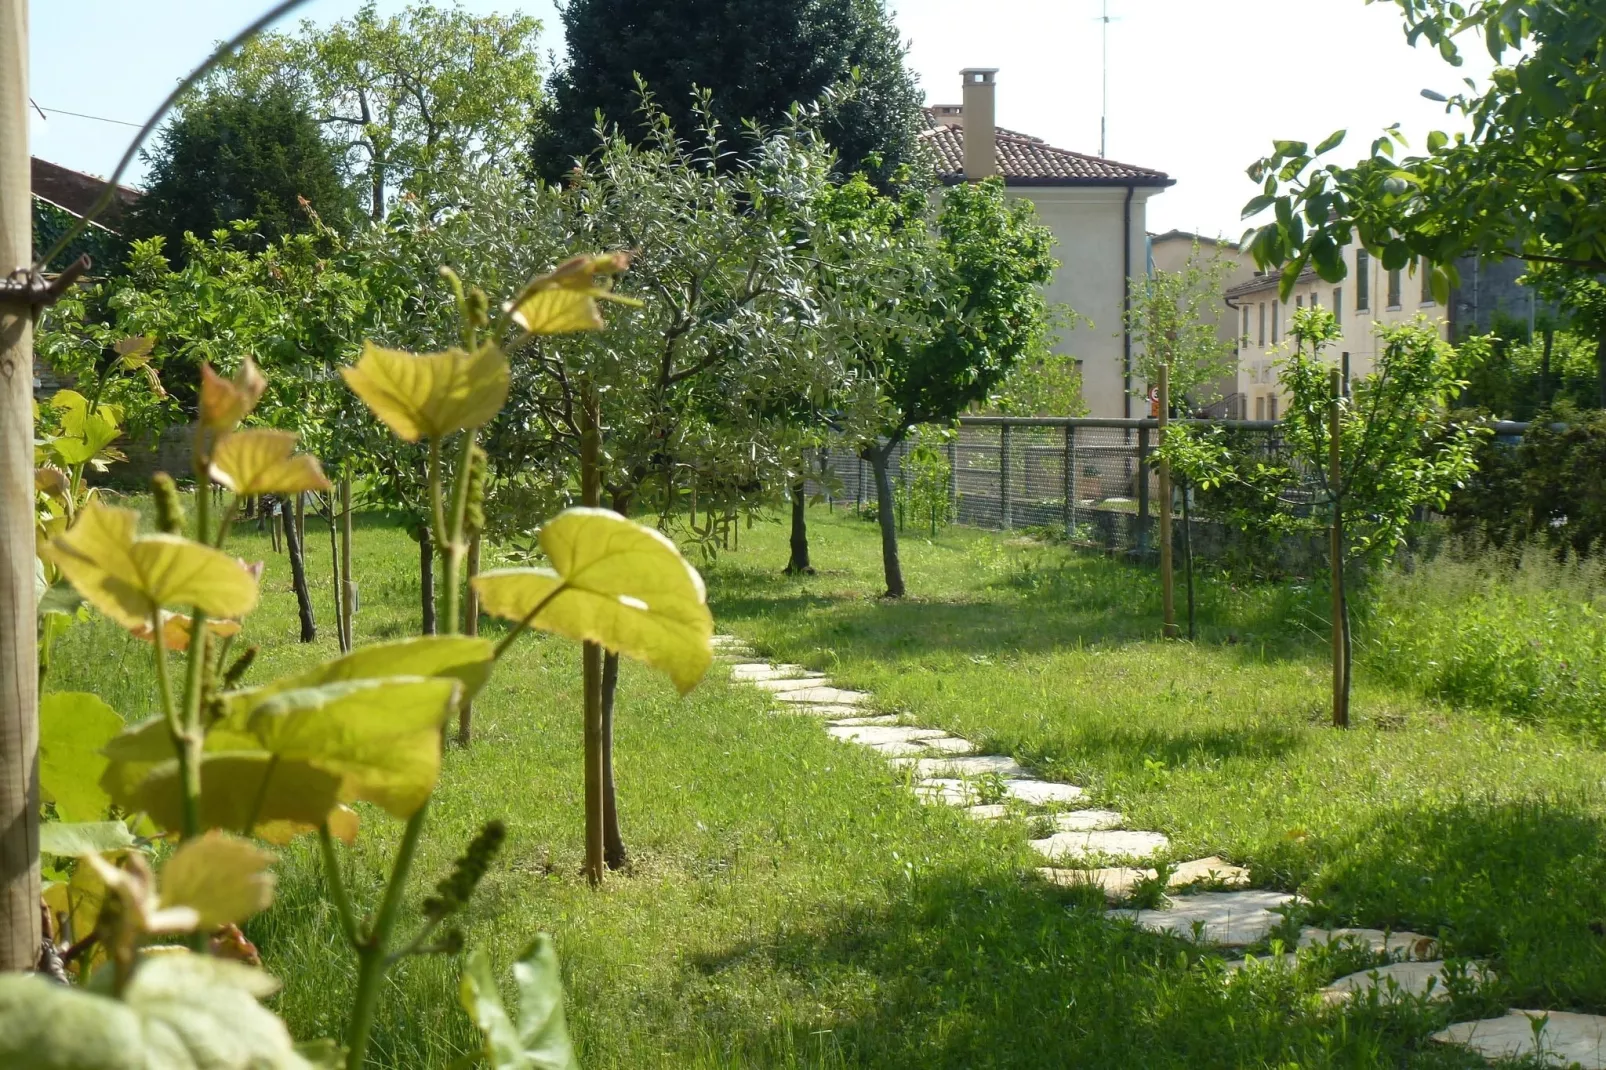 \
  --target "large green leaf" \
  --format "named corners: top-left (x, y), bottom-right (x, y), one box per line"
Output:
top-left (0, 953), bottom-right (316, 1069)
top-left (123, 754), bottom-right (342, 840)
top-left (209, 429), bottom-right (331, 496)
top-left (473, 508), bottom-right (712, 694)
top-left (234, 636), bottom-right (495, 709)
top-left (40, 503), bottom-right (260, 632)
top-left (459, 936), bottom-right (578, 1070)
top-left (39, 691), bottom-right (124, 822)
top-left (159, 831), bottom-right (276, 929)
top-left (39, 820), bottom-right (137, 858)
top-left (341, 342), bottom-right (509, 442)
